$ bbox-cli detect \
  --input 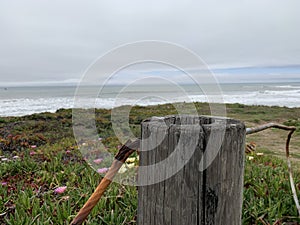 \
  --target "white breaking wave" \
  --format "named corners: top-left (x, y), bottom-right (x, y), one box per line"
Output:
top-left (263, 89), bottom-right (300, 95)
top-left (274, 85), bottom-right (300, 89)
top-left (0, 98), bottom-right (74, 117)
top-left (1, 83), bottom-right (300, 117)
